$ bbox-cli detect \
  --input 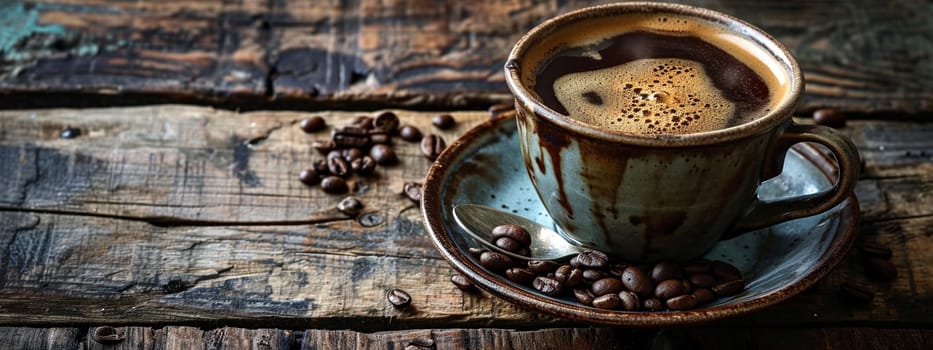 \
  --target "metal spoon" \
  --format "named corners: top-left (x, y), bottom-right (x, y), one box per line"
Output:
top-left (452, 204), bottom-right (584, 261)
